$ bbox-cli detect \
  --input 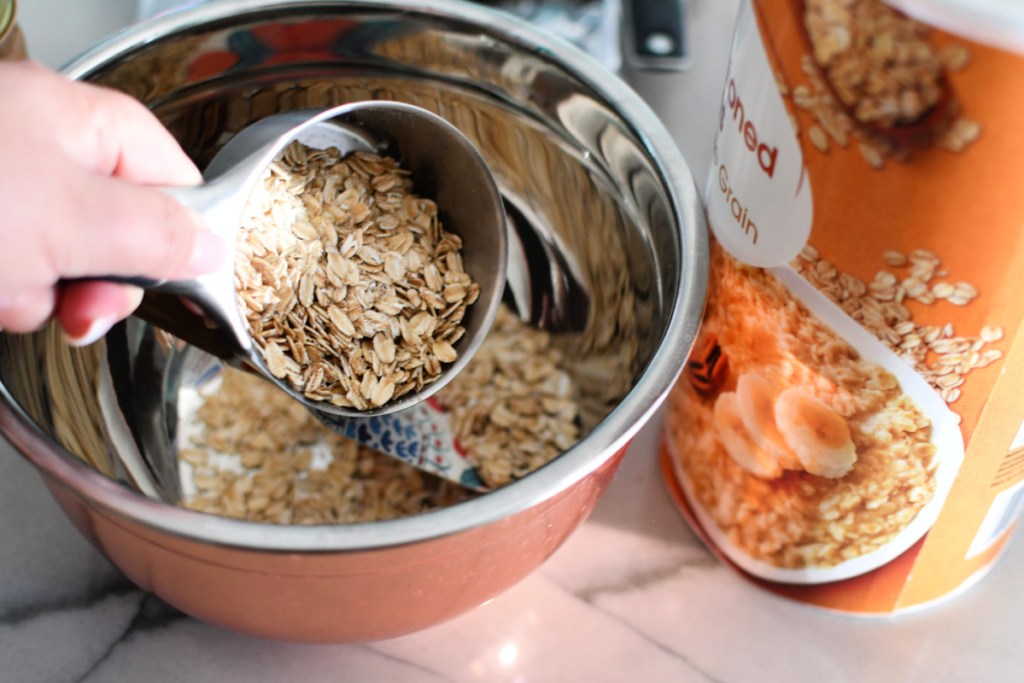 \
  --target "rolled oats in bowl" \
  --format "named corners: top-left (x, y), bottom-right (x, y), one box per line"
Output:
top-left (179, 365), bottom-right (469, 524)
top-left (178, 305), bottom-right (581, 522)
